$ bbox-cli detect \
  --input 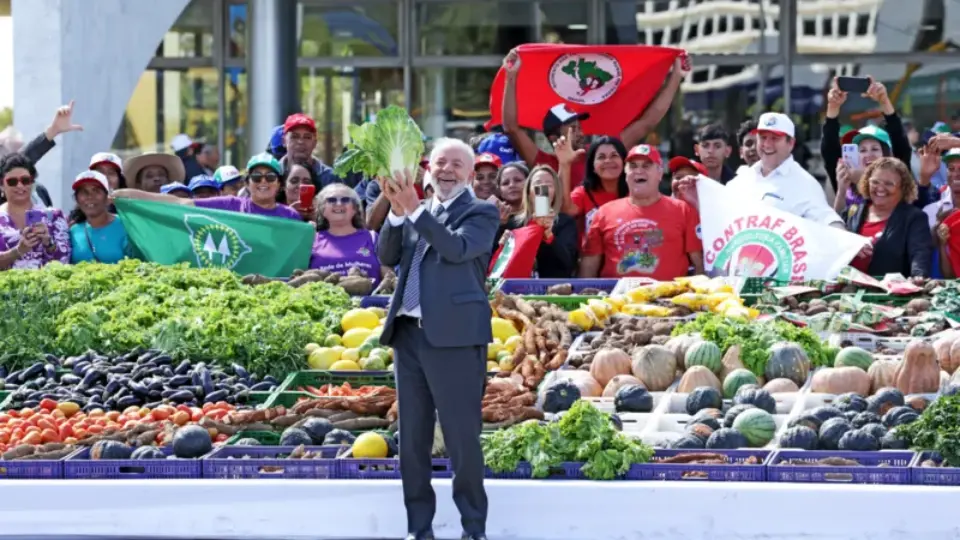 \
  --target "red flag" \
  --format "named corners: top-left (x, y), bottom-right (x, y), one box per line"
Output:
top-left (487, 44), bottom-right (685, 136)
top-left (488, 224), bottom-right (545, 279)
